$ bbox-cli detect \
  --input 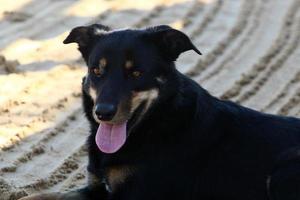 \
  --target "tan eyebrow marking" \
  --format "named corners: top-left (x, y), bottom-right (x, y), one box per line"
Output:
top-left (99, 58), bottom-right (107, 68)
top-left (125, 60), bottom-right (133, 69)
